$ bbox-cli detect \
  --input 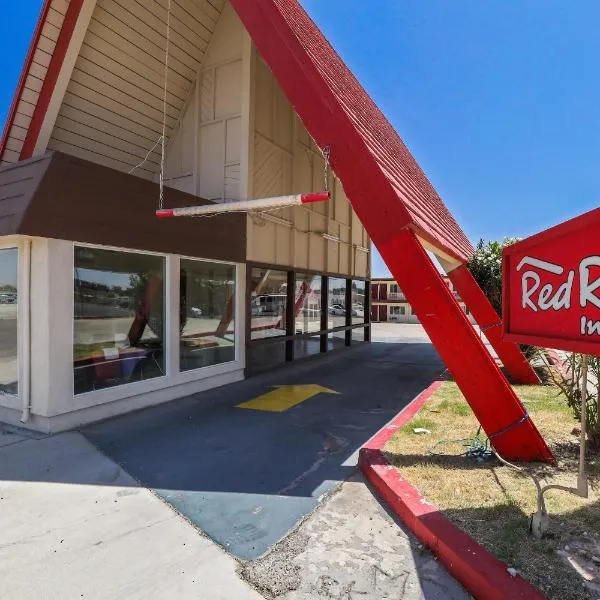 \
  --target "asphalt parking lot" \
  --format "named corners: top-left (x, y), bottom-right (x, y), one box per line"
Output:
top-left (83, 328), bottom-right (444, 560)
